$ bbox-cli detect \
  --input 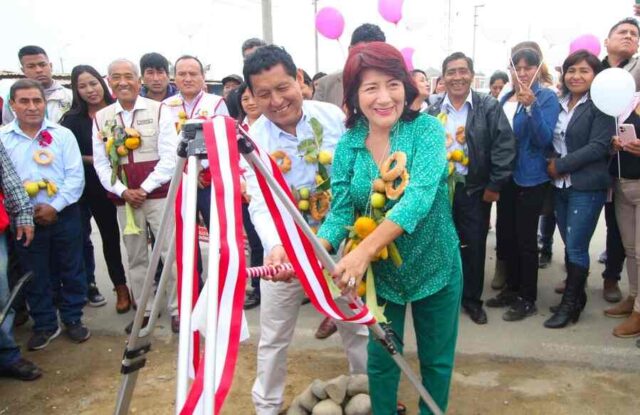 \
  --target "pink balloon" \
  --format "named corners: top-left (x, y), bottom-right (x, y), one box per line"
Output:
top-left (378, 0), bottom-right (403, 24)
top-left (400, 47), bottom-right (415, 71)
top-left (315, 7), bottom-right (345, 40)
top-left (569, 34), bottom-right (601, 57)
